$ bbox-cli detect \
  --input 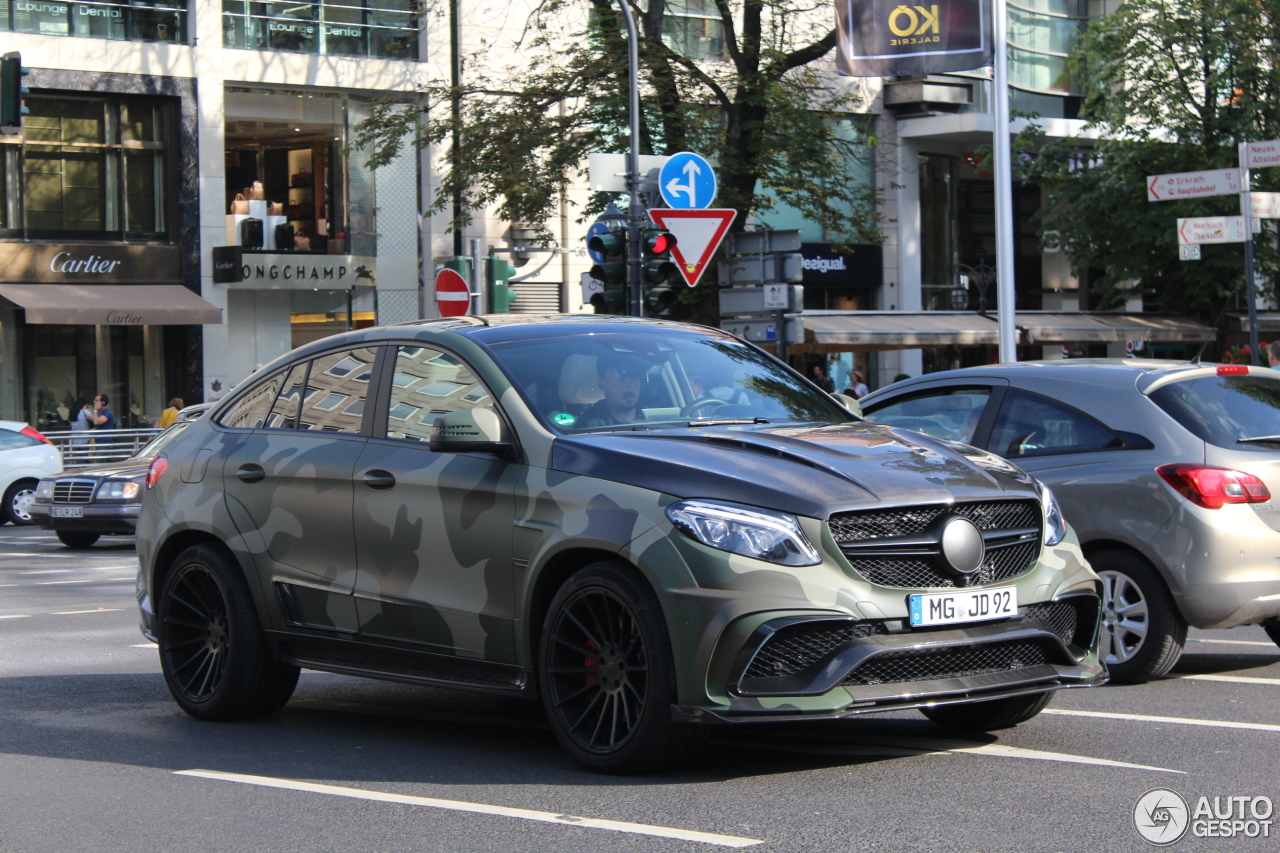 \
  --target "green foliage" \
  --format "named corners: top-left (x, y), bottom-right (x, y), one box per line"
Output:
top-left (1023, 0), bottom-right (1280, 316)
